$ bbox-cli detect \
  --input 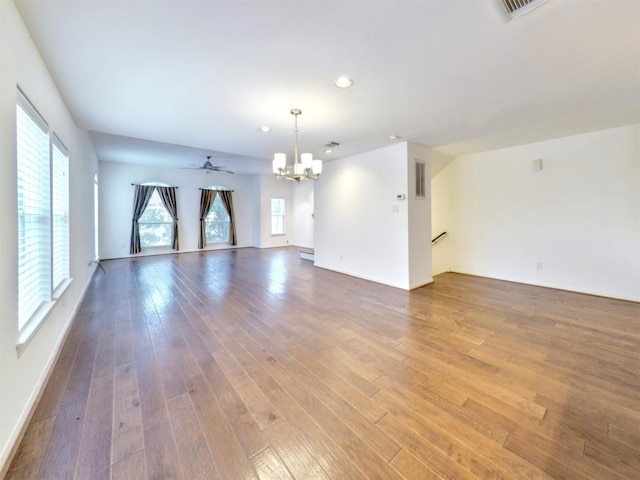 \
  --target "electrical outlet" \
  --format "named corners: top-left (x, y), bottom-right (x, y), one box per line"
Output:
top-left (536, 262), bottom-right (543, 270)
